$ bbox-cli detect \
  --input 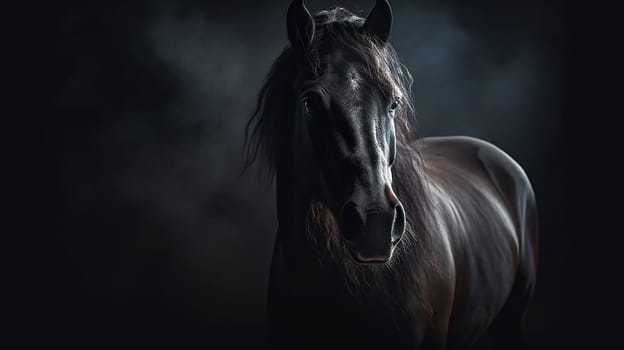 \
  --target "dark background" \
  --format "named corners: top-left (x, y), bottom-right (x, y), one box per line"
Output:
top-left (46, 0), bottom-right (593, 347)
